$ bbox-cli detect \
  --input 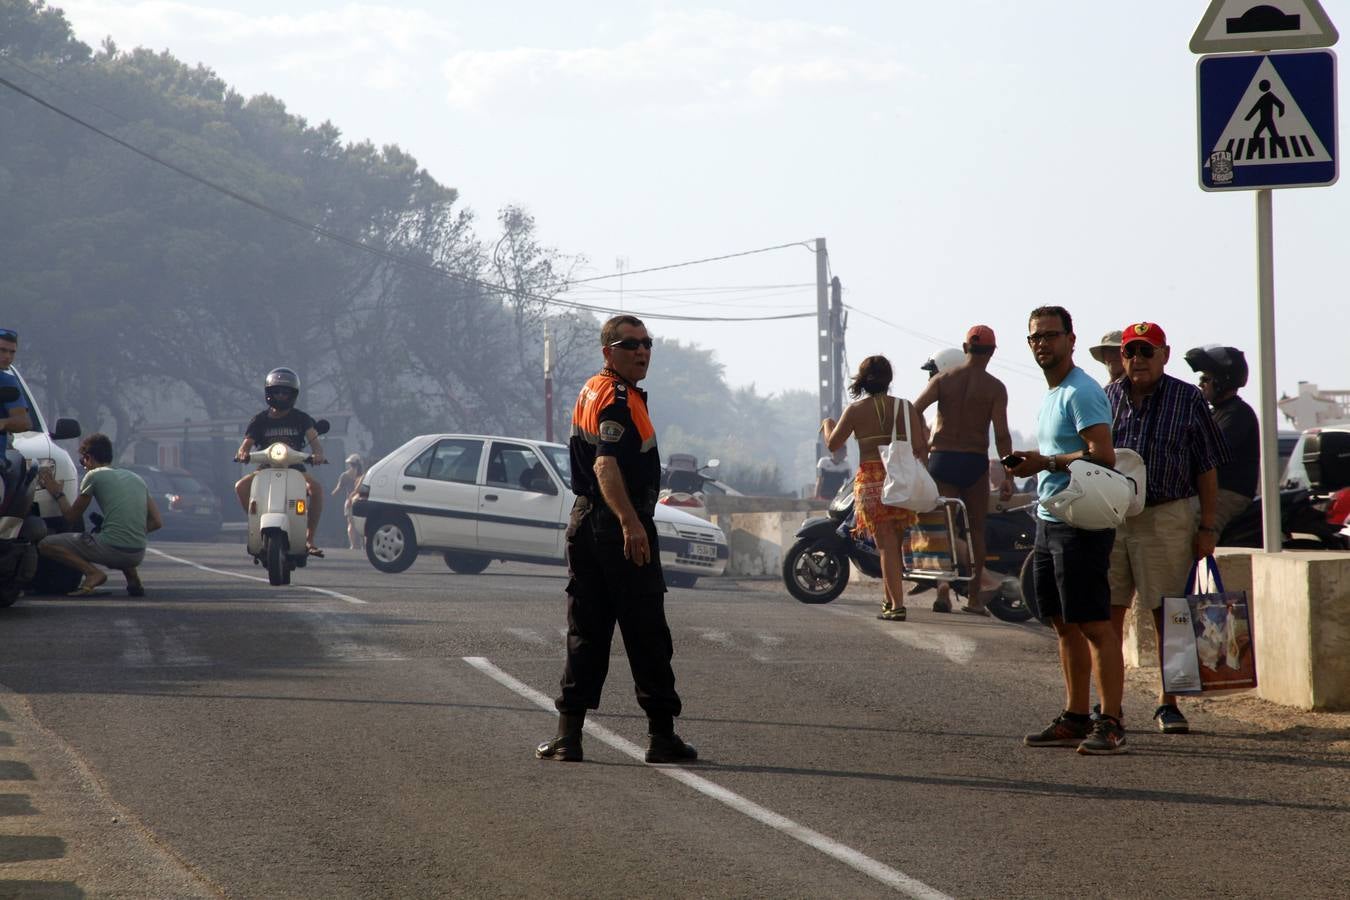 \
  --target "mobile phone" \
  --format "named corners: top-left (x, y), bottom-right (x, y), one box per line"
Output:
top-left (1001, 454), bottom-right (1024, 468)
